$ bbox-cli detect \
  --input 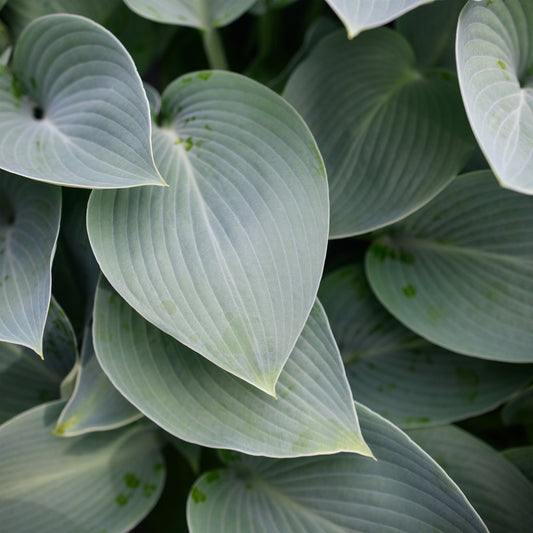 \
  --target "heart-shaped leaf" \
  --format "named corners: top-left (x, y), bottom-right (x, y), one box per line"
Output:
top-left (93, 278), bottom-right (371, 458)
top-left (0, 169), bottom-right (60, 354)
top-left (0, 14), bottom-right (164, 188)
top-left (0, 401), bottom-right (165, 533)
top-left (187, 403), bottom-right (487, 533)
top-left (0, 297), bottom-right (77, 424)
top-left (409, 425), bottom-right (533, 533)
top-left (284, 29), bottom-right (474, 237)
top-left (123, 0), bottom-right (255, 29)
top-left (457, 0), bottom-right (533, 193)
top-left (324, 0), bottom-right (433, 39)
top-left (88, 72), bottom-right (329, 394)
top-left (55, 325), bottom-right (141, 436)
top-left (366, 170), bottom-right (533, 362)
top-left (319, 264), bottom-right (533, 428)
